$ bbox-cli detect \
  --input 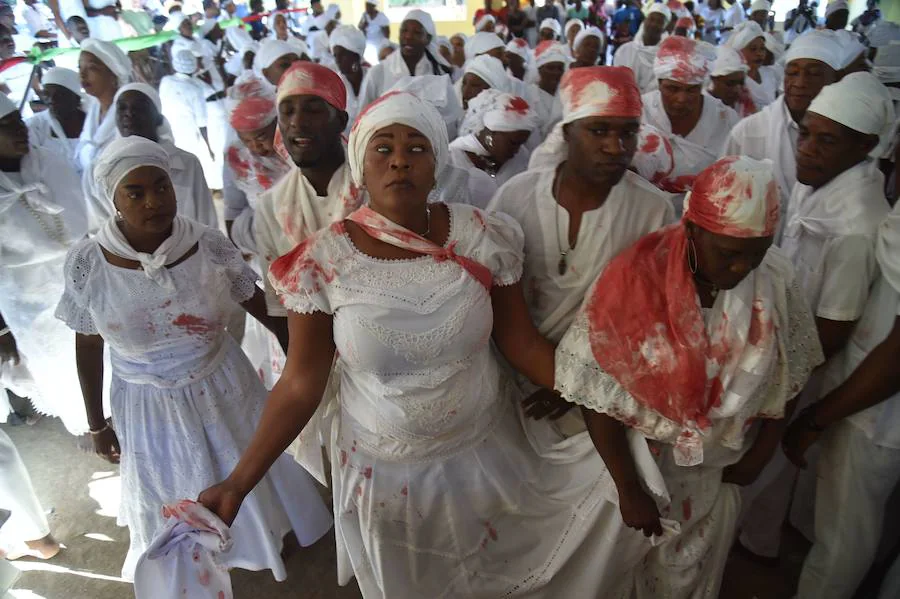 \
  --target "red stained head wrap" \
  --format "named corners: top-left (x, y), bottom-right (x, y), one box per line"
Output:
top-left (275, 61), bottom-right (347, 112)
